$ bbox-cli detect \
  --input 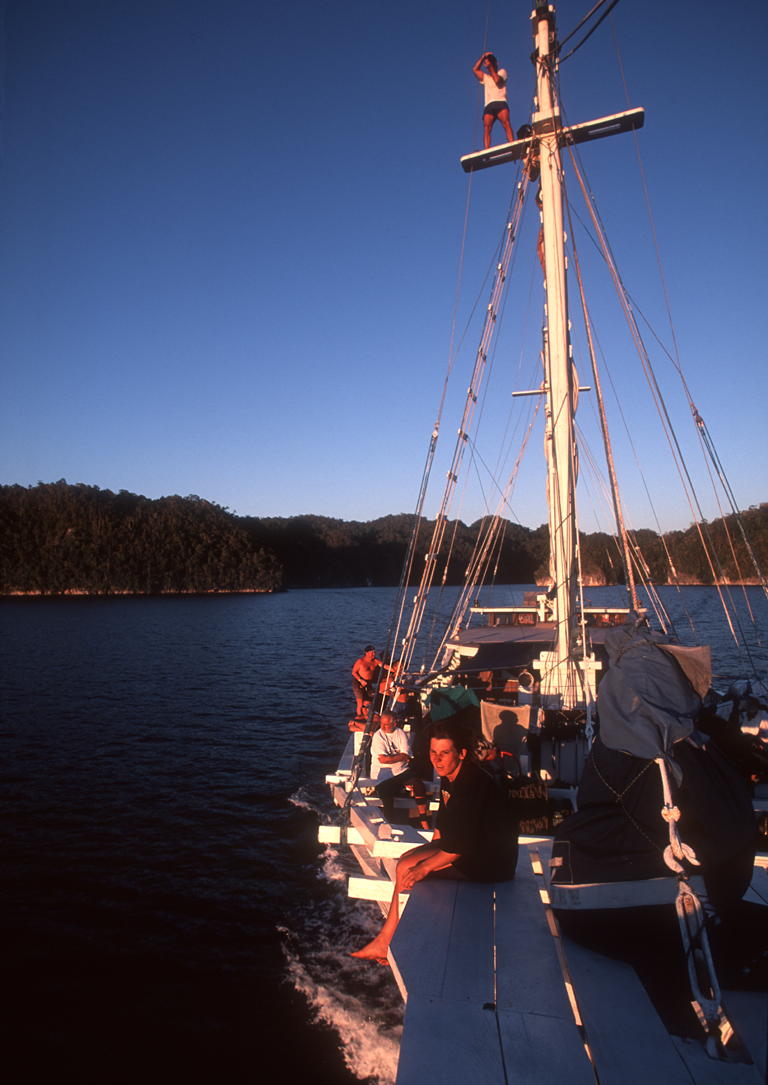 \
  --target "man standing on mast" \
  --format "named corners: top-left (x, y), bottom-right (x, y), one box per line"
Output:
top-left (472, 51), bottom-right (514, 149)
